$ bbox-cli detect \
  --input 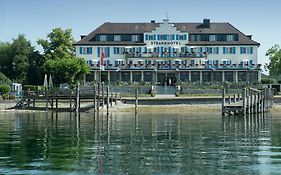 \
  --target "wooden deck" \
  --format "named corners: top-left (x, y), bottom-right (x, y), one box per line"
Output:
top-left (222, 87), bottom-right (274, 116)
